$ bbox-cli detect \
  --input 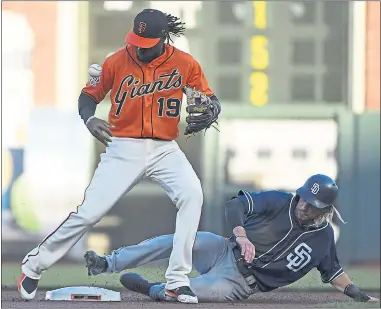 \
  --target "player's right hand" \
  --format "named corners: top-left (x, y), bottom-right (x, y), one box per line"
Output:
top-left (236, 236), bottom-right (256, 264)
top-left (86, 117), bottom-right (114, 147)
